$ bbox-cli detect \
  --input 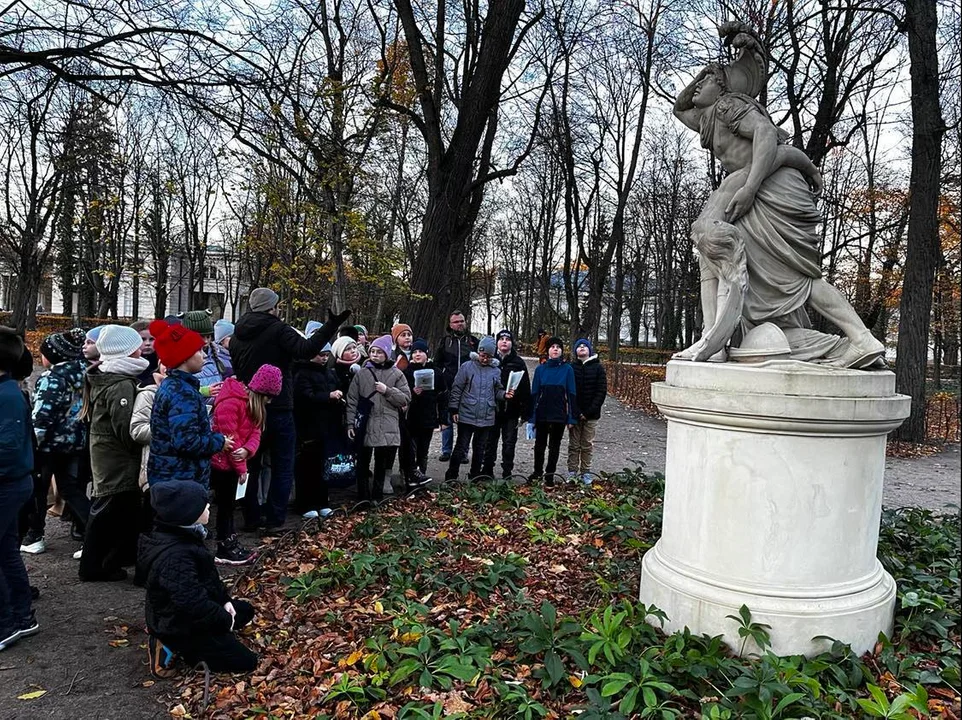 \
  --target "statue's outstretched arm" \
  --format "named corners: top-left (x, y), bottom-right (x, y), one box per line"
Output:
top-left (674, 68), bottom-right (708, 131)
